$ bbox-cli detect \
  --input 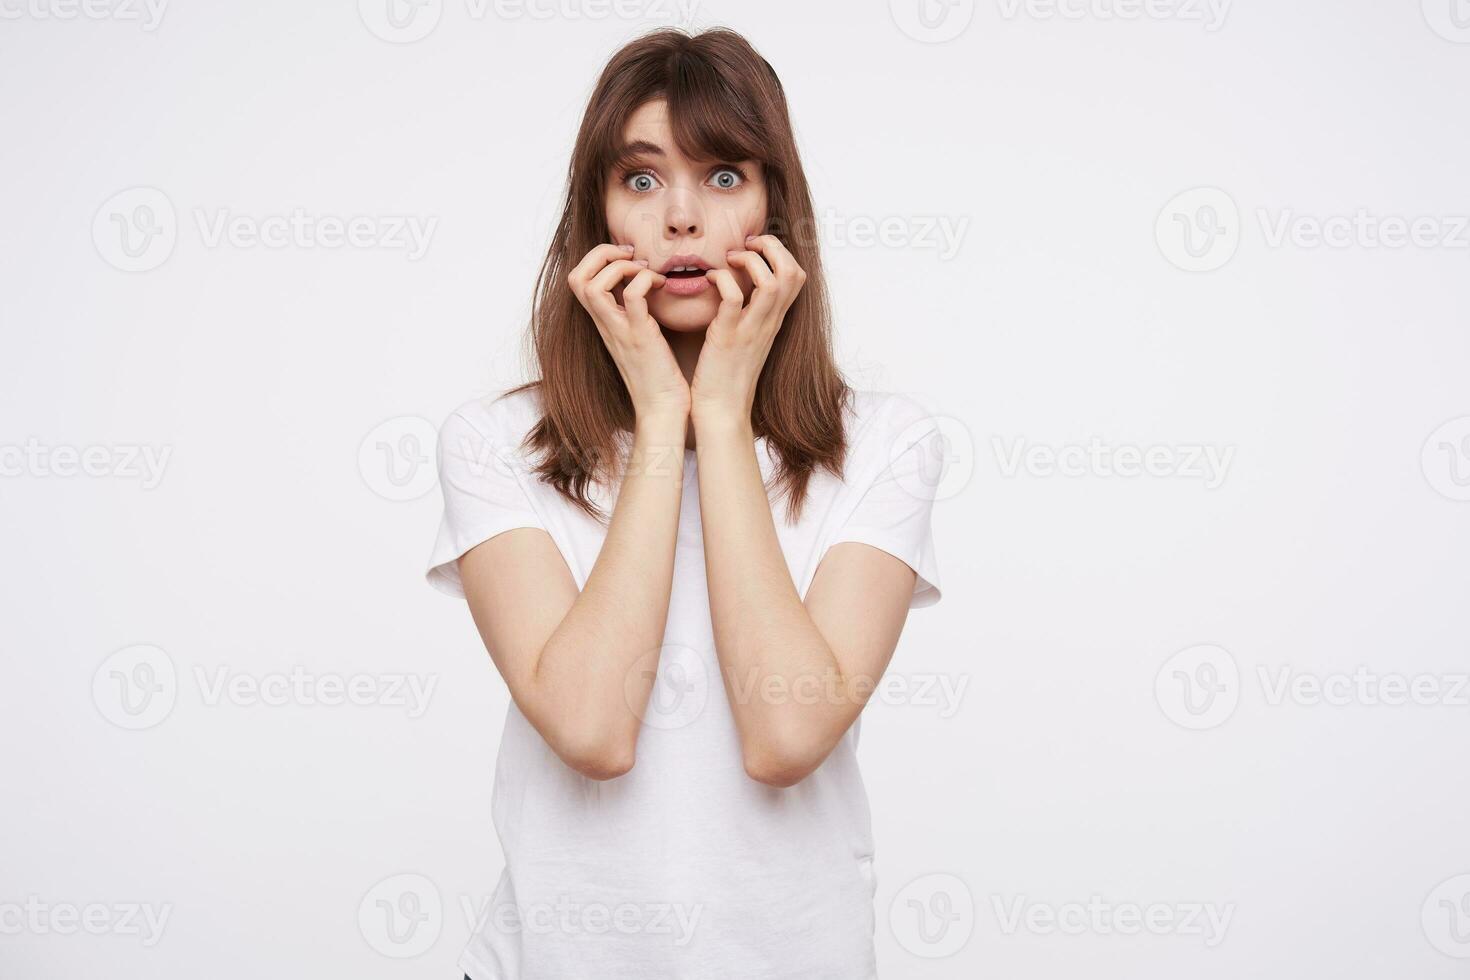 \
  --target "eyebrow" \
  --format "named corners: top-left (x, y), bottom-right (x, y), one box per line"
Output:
top-left (617, 140), bottom-right (665, 158)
